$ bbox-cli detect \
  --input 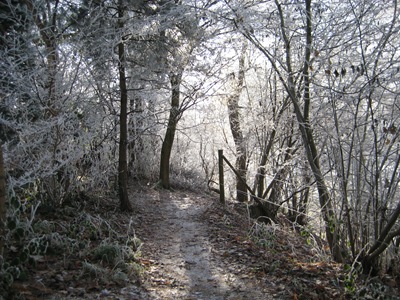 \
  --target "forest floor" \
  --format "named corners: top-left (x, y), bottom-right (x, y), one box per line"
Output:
top-left (131, 185), bottom-right (344, 300)
top-left (8, 181), bottom-right (400, 299)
